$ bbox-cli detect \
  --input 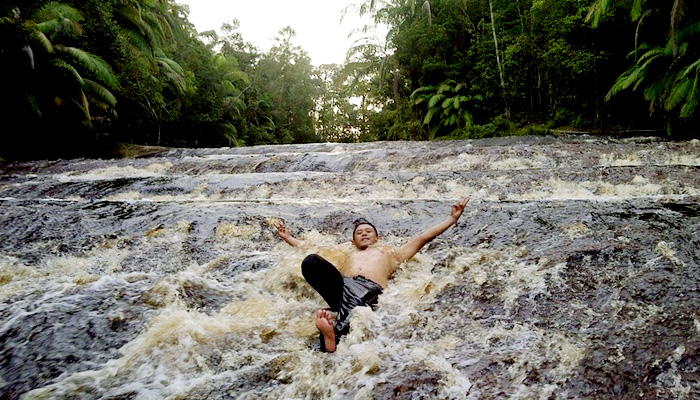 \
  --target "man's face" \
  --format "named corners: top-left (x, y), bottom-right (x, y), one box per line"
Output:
top-left (353, 224), bottom-right (378, 249)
